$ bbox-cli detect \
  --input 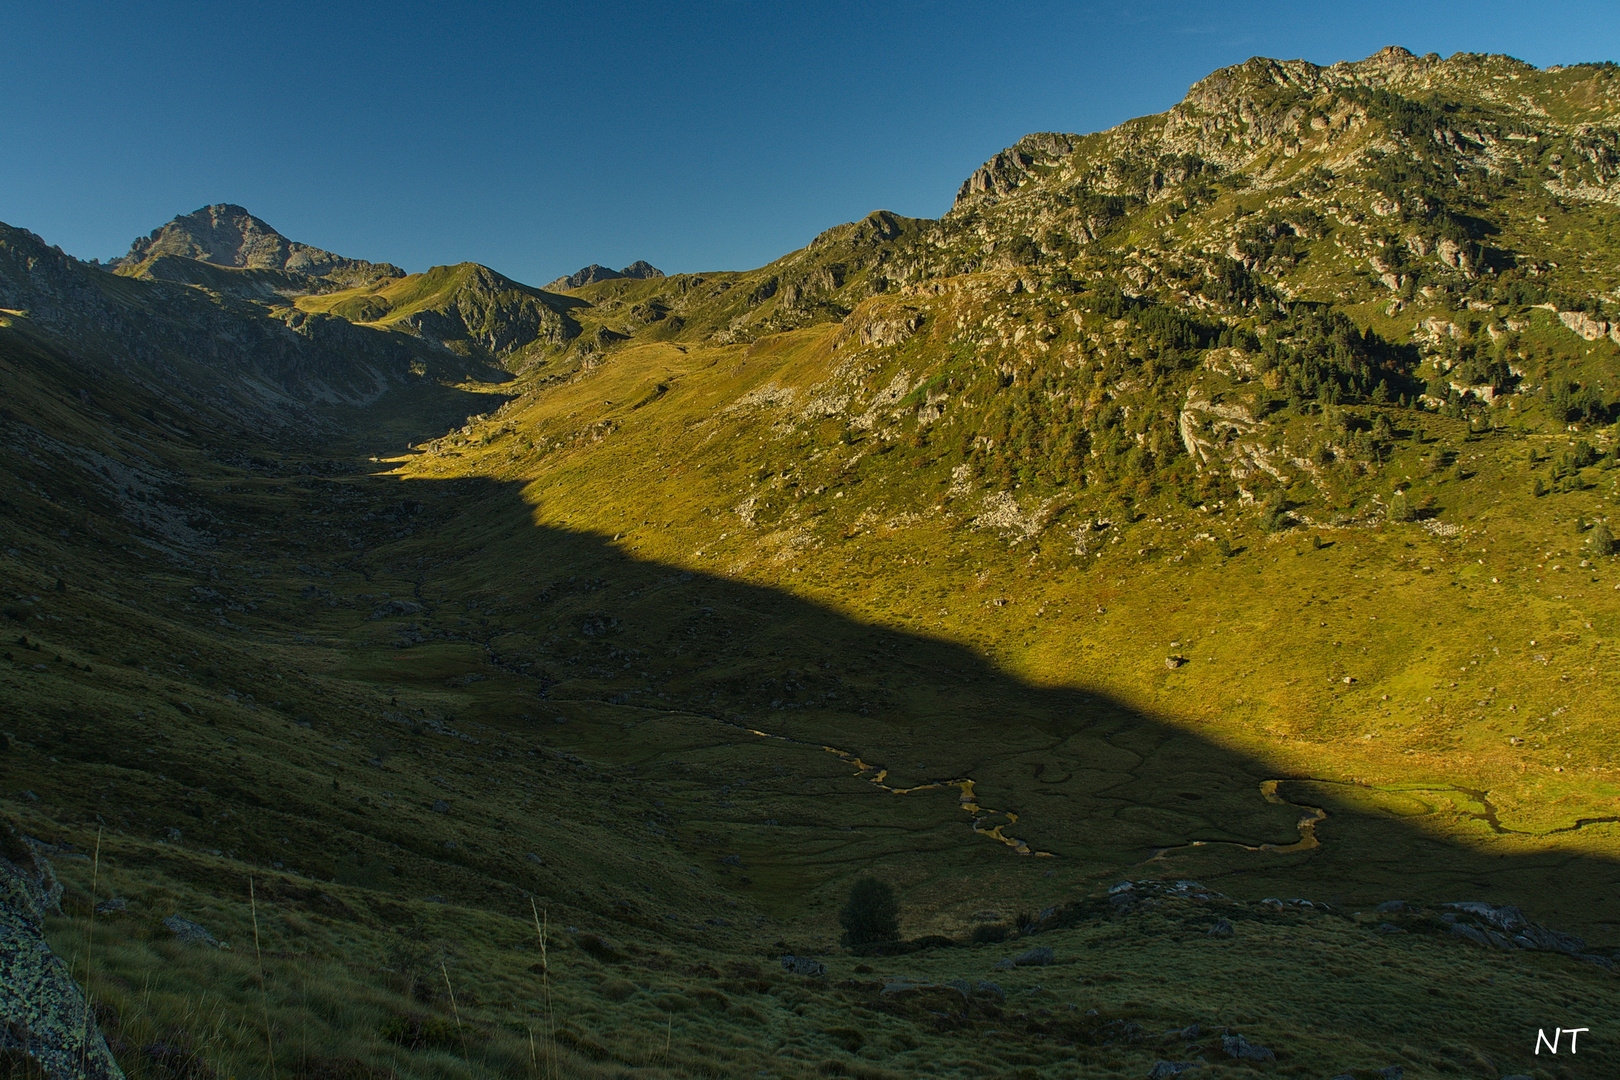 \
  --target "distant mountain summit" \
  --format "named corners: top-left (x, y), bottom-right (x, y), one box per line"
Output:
top-left (113, 204), bottom-right (403, 284)
top-left (545, 260), bottom-right (664, 292)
